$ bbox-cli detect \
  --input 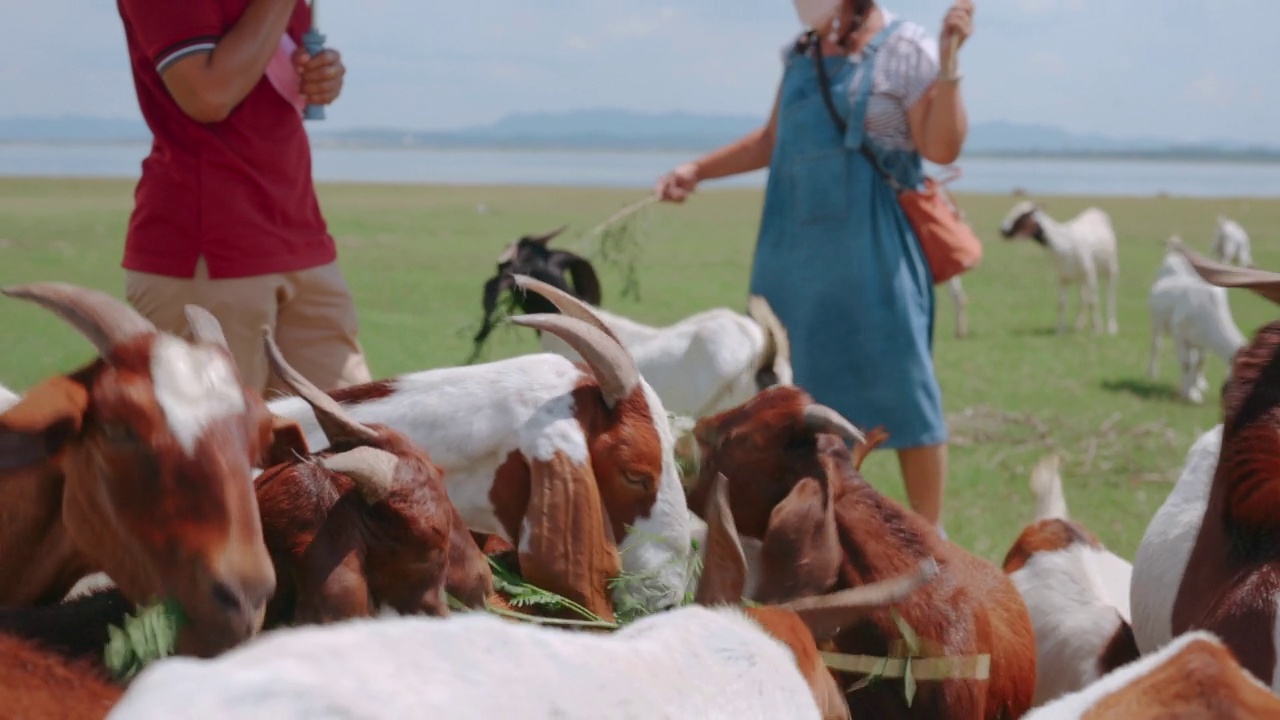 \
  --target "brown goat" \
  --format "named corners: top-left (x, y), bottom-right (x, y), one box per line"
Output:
top-left (0, 285), bottom-right (275, 659)
top-left (690, 386), bottom-right (1037, 719)
top-left (255, 326), bottom-right (491, 625)
top-left (0, 634), bottom-right (121, 719)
